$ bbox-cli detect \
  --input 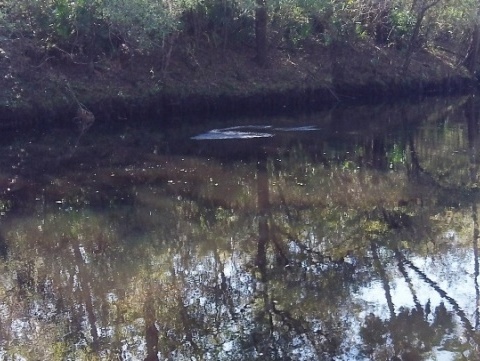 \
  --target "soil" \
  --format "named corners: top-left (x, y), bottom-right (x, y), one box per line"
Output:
top-left (0, 36), bottom-right (476, 130)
